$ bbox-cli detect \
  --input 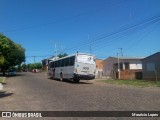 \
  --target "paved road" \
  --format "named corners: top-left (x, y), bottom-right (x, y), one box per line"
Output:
top-left (0, 72), bottom-right (160, 120)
